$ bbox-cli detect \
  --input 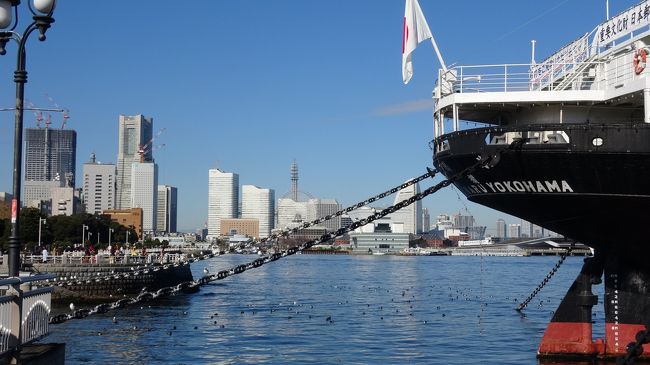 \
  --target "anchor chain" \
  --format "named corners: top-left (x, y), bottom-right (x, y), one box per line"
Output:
top-left (515, 244), bottom-right (573, 311)
top-left (49, 155), bottom-right (495, 325)
top-left (618, 326), bottom-right (650, 365)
